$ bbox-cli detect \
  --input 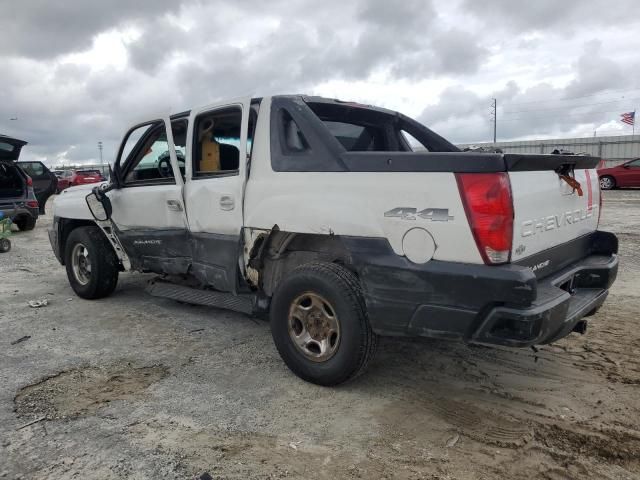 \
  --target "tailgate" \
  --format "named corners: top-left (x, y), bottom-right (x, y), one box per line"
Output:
top-left (0, 135), bottom-right (27, 161)
top-left (507, 154), bottom-right (600, 267)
